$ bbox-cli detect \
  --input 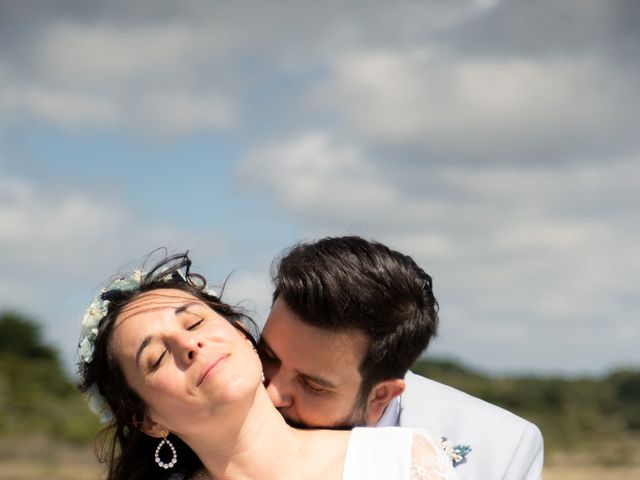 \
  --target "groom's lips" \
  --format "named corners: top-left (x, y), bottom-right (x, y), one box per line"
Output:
top-left (197, 354), bottom-right (230, 386)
